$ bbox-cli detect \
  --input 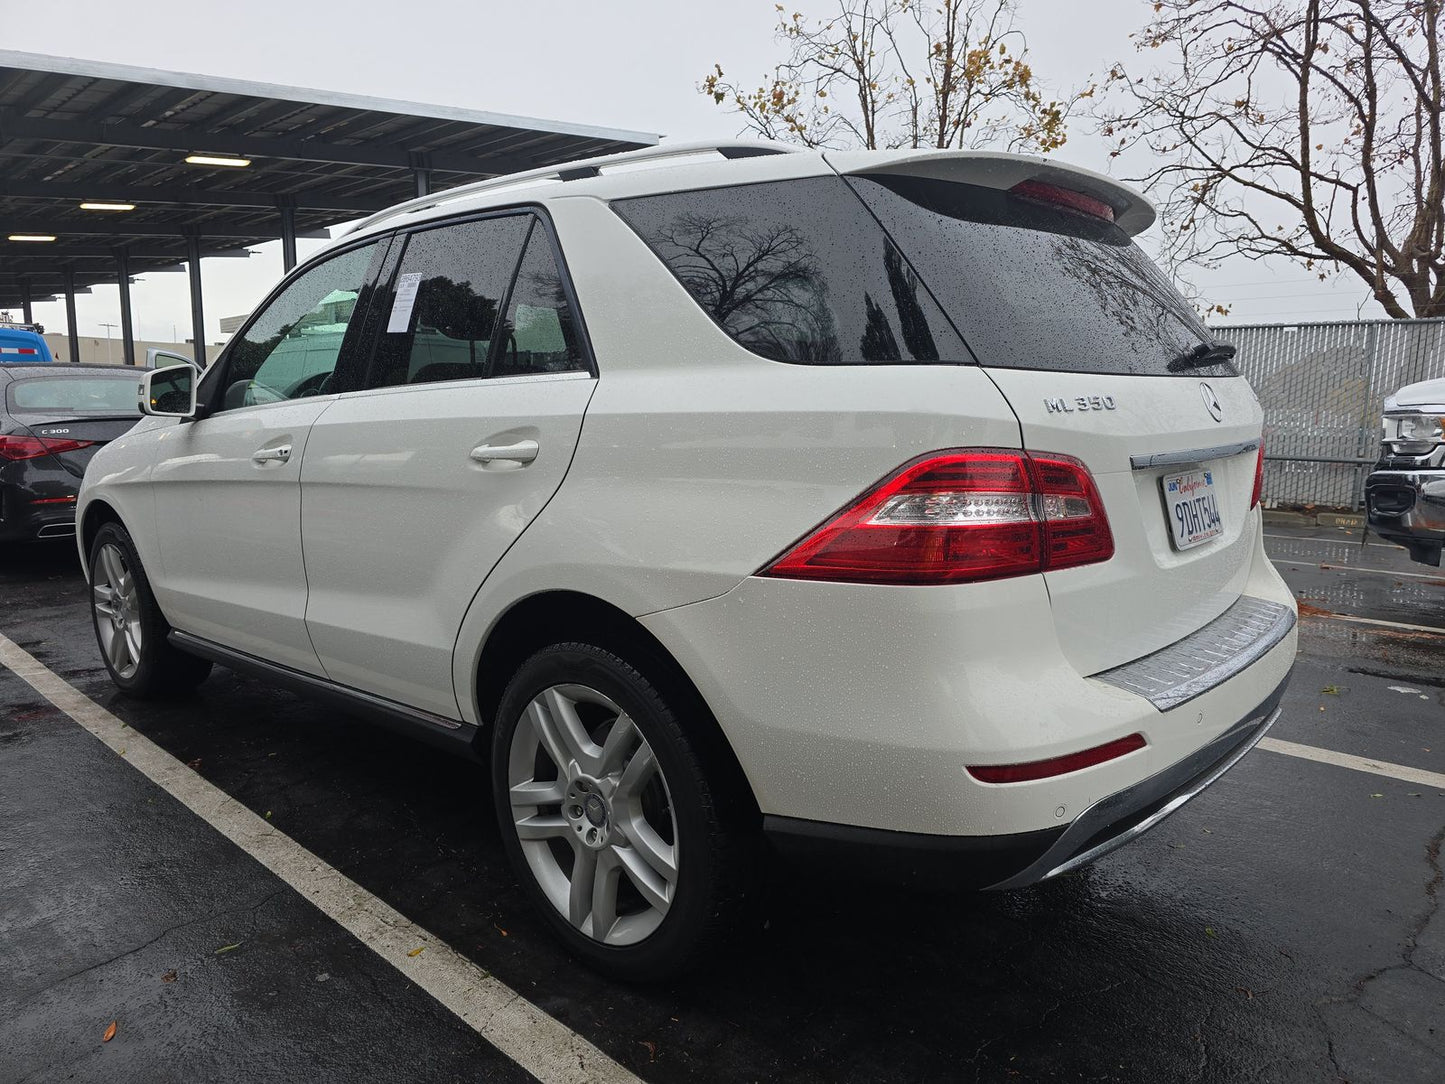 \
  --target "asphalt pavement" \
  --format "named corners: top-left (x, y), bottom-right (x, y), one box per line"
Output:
top-left (1, 525), bottom-right (1443, 1083)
